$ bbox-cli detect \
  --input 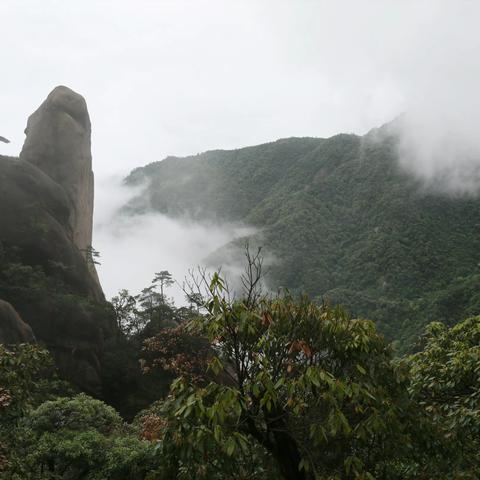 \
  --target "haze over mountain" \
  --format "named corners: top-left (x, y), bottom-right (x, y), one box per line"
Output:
top-left (116, 120), bottom-right (480, 350)
top-left (3, 2), bottom-right (480, 316)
